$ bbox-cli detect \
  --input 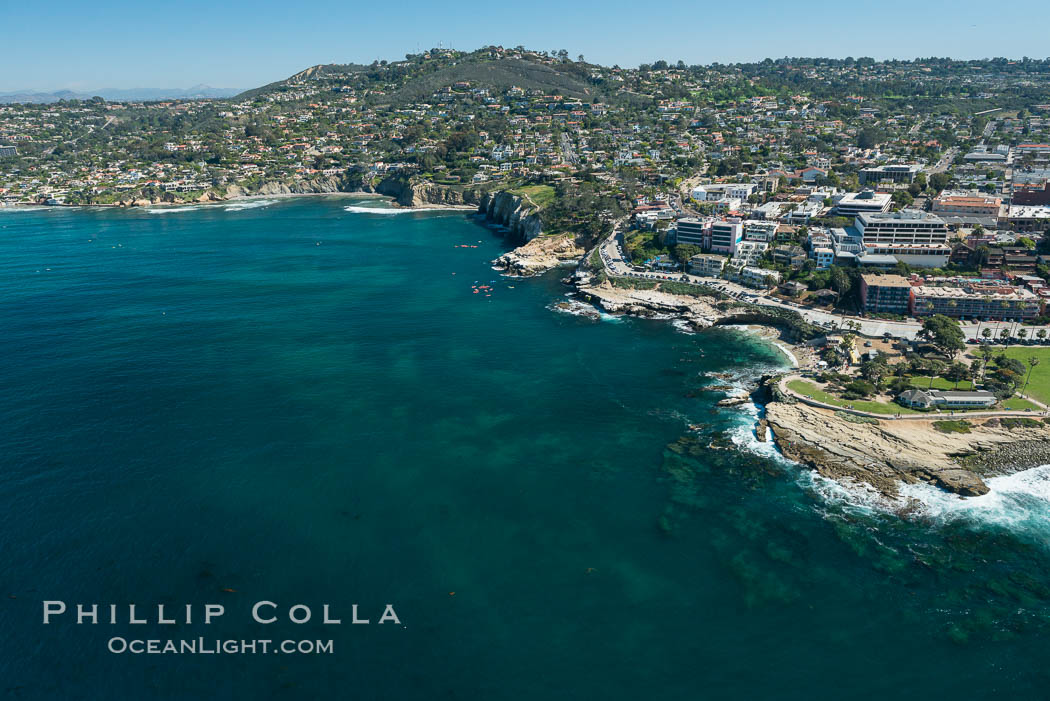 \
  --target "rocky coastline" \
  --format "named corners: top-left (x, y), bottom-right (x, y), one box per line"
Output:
top-left (763, 396), bottom-right (1050, 500)
top-left (491, 233), bottom-right (583, 276)
top-left (568, 272), bottom-right (1050, 504)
